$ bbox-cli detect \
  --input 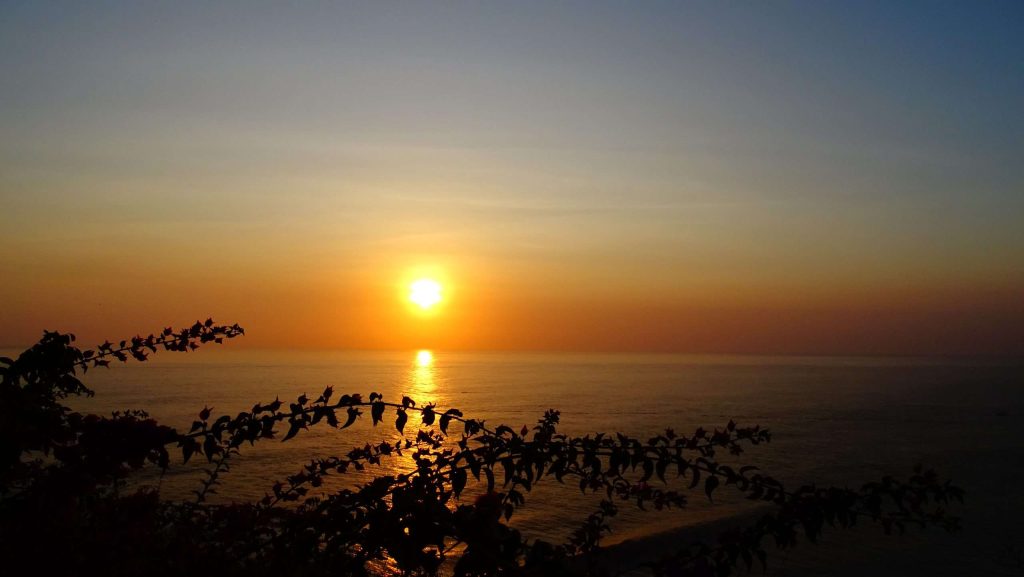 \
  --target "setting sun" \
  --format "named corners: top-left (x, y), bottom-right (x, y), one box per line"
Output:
top-left (409, 279), bottom-right (442, 309)
top-left (415, 349), bottom-right (434, 367)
